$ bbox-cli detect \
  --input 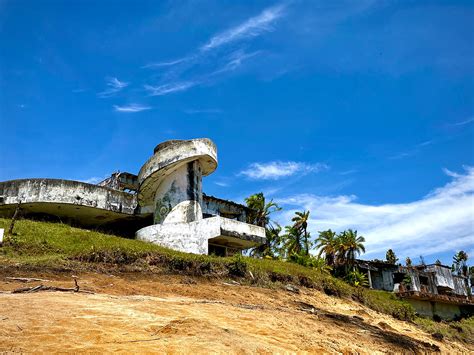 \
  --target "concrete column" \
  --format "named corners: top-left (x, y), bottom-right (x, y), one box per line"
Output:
top-left (367, 269), bottom-right (373, 289)
top-left (153, 160), bottom-right (203, 224)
